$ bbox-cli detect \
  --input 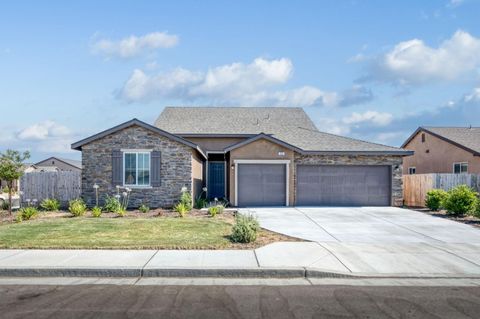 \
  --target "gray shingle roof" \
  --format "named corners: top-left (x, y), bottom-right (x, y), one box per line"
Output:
top-left (411, 127), bottom-right (480, 155)
top-left (56, 157), bottom-right (82, 169)
top-left (155, 107), bottom-right (409, 154)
